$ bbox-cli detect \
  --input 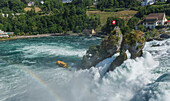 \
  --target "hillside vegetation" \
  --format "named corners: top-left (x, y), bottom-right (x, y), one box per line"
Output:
top-left (87, 10), bottom-right (138, 26)
top-left (0, 0), bottom-right (101, 35)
